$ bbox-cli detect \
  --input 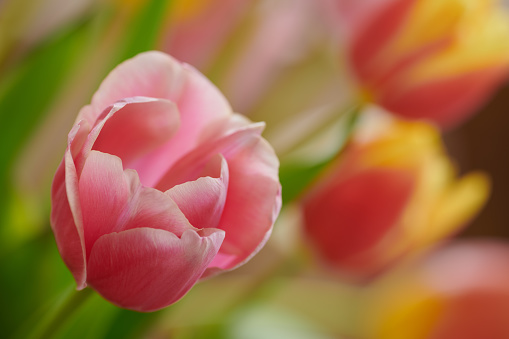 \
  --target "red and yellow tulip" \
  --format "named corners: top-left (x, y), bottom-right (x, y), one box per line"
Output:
top-left (302, 114), bottom-right (489, 279)
top-left (340, 0), bottom-right (509, 128)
